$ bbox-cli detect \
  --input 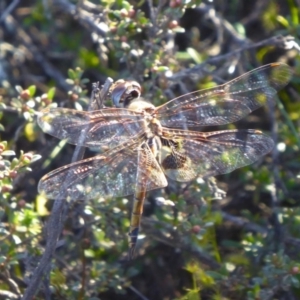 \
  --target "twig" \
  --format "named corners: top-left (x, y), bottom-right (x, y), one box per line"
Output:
top-left (169, 35), bottom-right (297, 81)
top-left (6, 15), bottom-right (71, 92)
top-left (221, 211), bottom-right (300, 250)
top-left (142, 217), bottom-right (221, 269)
top-left (268, 87), bottom-right (284, 248)
top-left (53, 0), bottom-right (106, 37)
top-left (0, 0), bottom-right (20, 23)
top-left (128, 286), bottom-right (150, 300)
top-left (0, 271), bottom-right (21, 297)
top-left (241, 0), bottom-right (271, 26)
top-left (0, 290), bottom-right (19, 299)
top-left (196, 3), bottom-right (244, 44)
